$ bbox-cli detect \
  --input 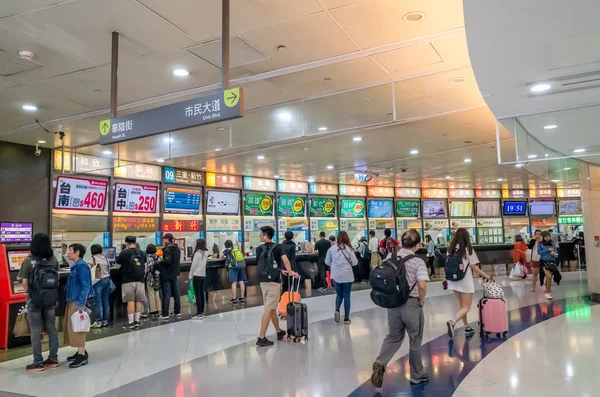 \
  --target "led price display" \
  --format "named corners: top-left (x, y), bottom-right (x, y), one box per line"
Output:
top-left (503, 201), bottom-right (527, 216)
